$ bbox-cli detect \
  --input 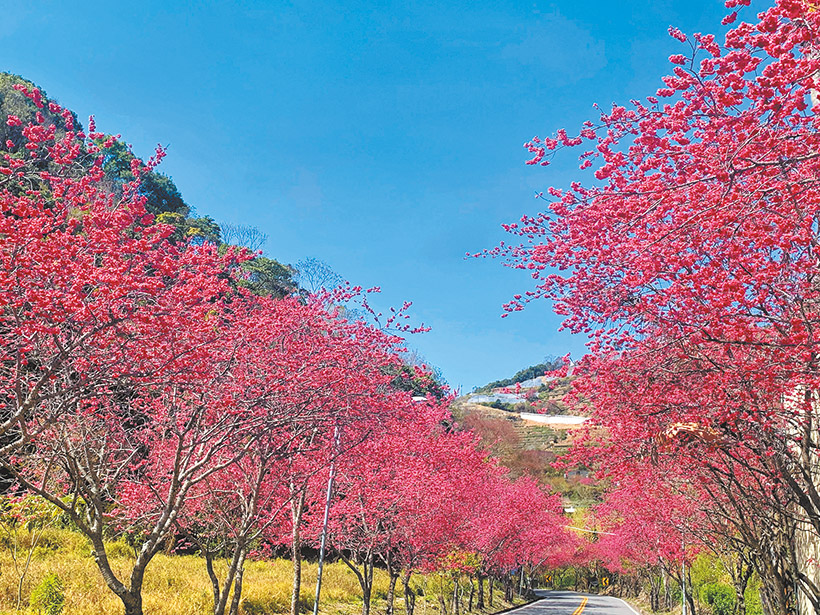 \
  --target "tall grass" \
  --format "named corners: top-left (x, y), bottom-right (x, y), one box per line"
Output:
top-left (0, 528), bottom-right (523, 615)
